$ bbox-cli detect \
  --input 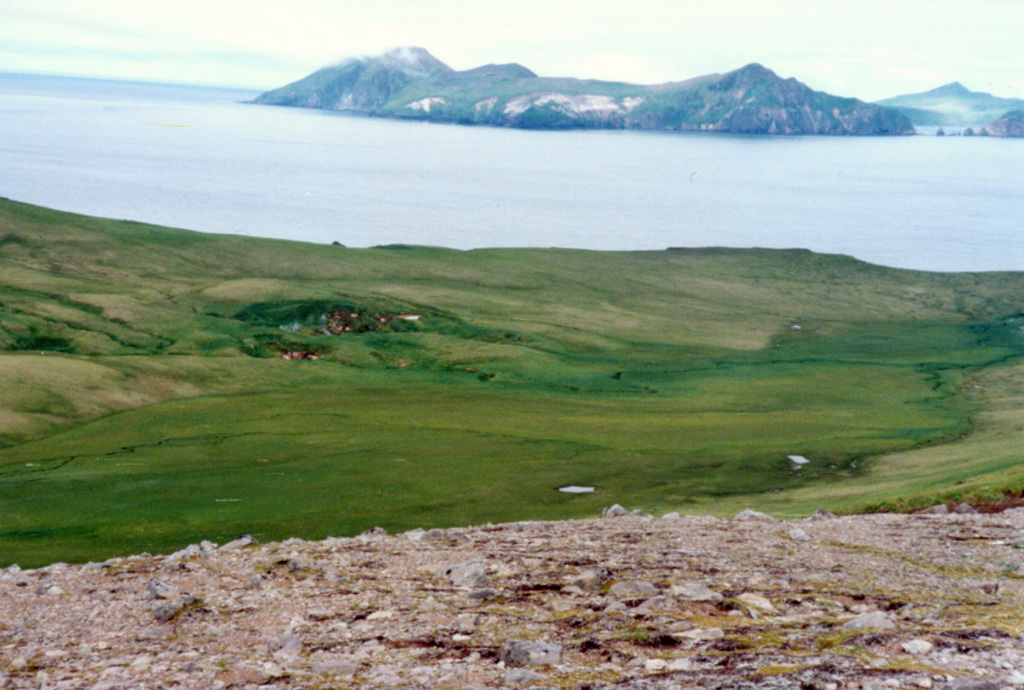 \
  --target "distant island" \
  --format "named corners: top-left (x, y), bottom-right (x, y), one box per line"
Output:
top-left (255, 47), bottom-right (913, 136)
top-left (876, 82), bottom-right (1024, 129)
